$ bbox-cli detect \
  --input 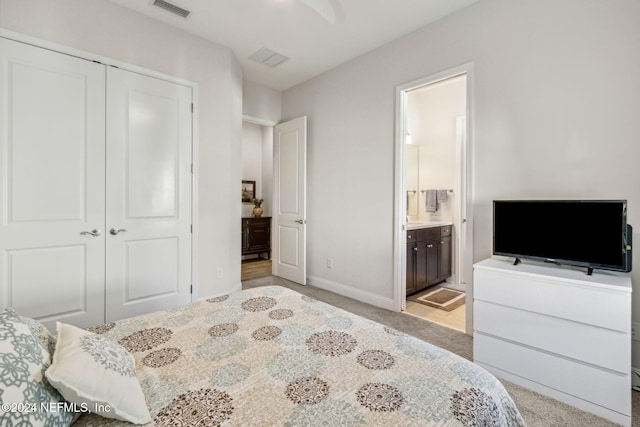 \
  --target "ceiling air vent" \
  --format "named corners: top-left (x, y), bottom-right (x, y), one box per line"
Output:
top-left (152, 0), bottom-right (191, 18)
top-left (249, 48), bottom-right (289, 68)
